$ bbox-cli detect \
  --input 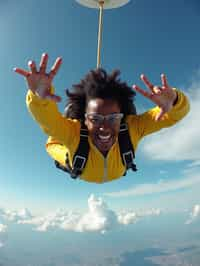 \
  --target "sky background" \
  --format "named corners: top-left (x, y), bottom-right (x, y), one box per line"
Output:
top-left (0, 0), bottom-right (200, 265)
